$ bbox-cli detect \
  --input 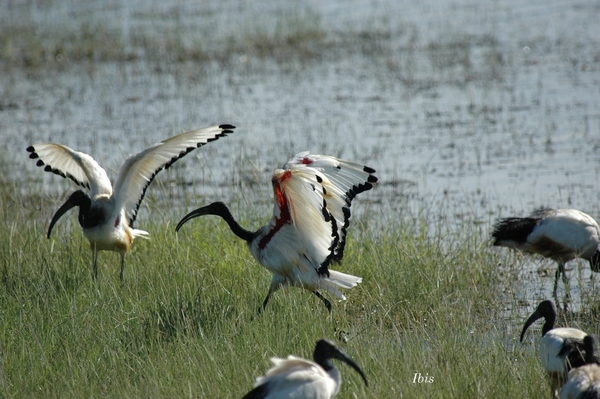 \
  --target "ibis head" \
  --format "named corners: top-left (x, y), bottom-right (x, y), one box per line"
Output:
top-left (520, 300), bottom-right (557, 342)
top-left (47, 190), bottom-right (93, 239)
top-left (314, 339), bottom-right (368, 387)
